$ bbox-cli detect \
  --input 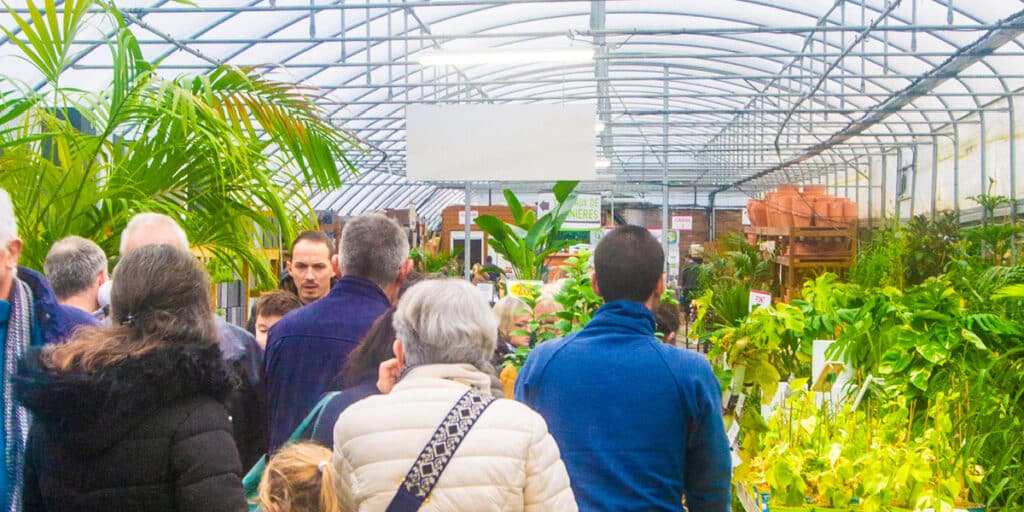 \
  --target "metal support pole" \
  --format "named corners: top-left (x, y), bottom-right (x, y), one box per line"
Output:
top-left (953, 122), bottom-right (962, 223)
top-left (592, 0), bottom-right (611, 157)
top-left (662, 65), bottom-right (670, 274)
top-left (708, 192), bottom-right (717, 242)
top-left (931, 137), bottom-right (939, 220)
top-left (464, 181), bottom-right (472, 280)
top-left (1009, 96), bottom-right (1019, 262)
top-left (980, 110), bottom-right (988, 197)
